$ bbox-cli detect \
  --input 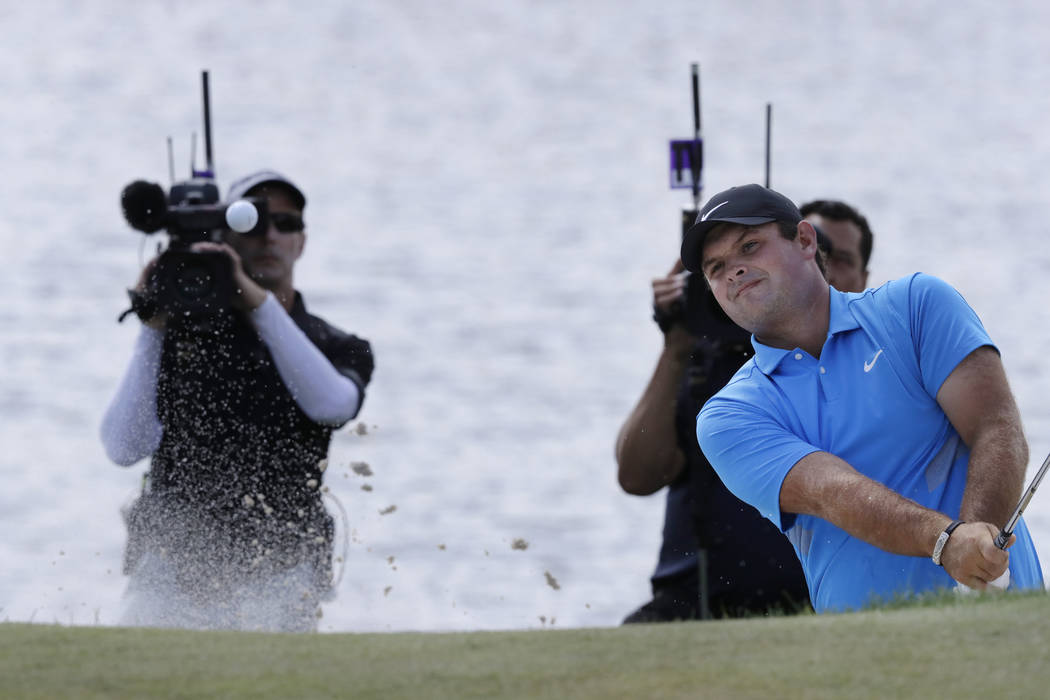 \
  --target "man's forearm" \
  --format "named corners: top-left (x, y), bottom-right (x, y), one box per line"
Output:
top-left (616, 332), bottom-right (692, 495)
top-left (959, 419), bottom-right (1028, 528)
top-left (250, 293), bottom-right (361, 425)
top-left (781, 450), bottom-right (1013, 588)
top-left (781, 451), bottom-right (950, 558)
top-left (100, 325), bottom-right (165, 465)
top-left (934, 346), bottom-right (1029, 529)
